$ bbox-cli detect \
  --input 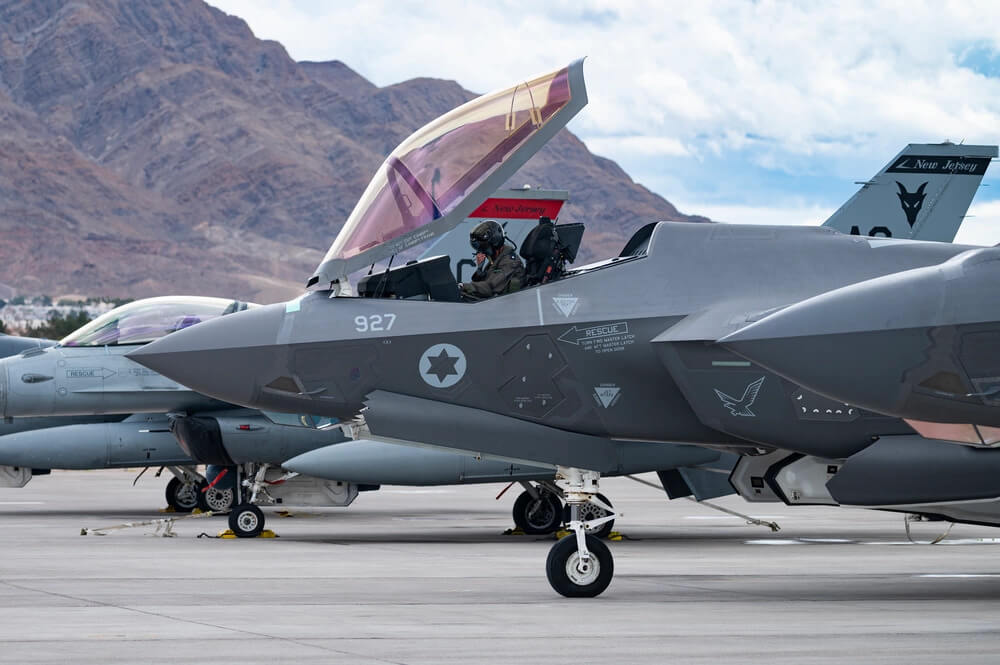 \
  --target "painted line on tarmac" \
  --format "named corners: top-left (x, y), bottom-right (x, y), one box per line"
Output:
top-left (0, 501), bottom-right (44, 505)
top-left (747, 537), bottom-right (1000, 547)
top-left (918, 574), bottom-right (1000, 578)
top-left (686, 515), bottom-right (785, 520)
